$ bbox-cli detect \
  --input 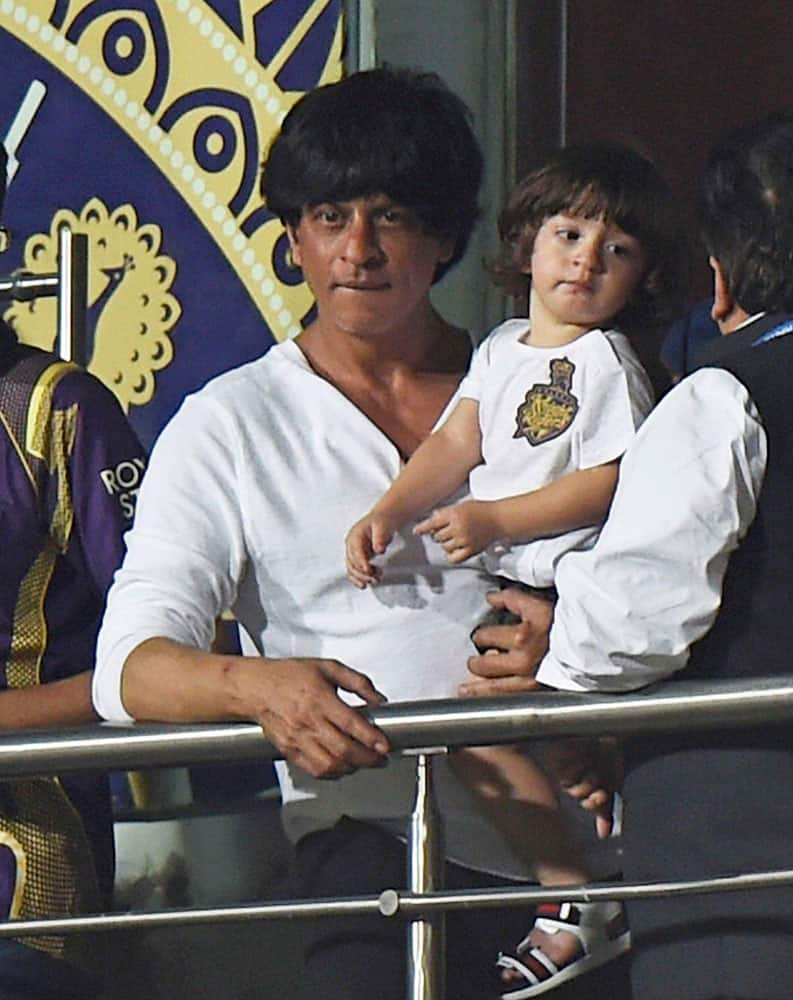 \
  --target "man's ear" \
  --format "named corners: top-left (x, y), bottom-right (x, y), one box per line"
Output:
top-left (710, 256), bottom-right (734, 324)
top-left (286, 224), bottom-right (302, 268)
top-left (710, 256), bottom-right (751, 334)
top-left (438, 234), bottom-right (454, 265)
